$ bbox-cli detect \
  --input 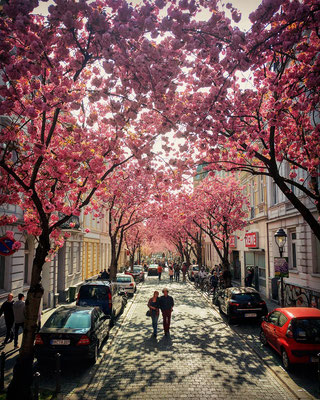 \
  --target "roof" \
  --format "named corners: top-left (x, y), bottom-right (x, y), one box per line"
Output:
top-left (276, 307), bottom-right (320, 318)
top-left (228, 286), bottom-right (259, 295)
top-left (54, 305), bottom-right (95, 314)
top-left (81, 280), bottom-right (110, 287)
